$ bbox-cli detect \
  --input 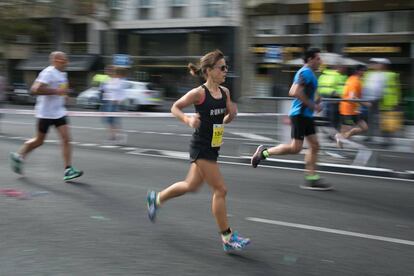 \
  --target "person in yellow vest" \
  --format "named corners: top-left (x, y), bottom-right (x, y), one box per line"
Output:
top-left (92, 65), bottom-right (112, 103)
top-left (317, 64), bottom-right (347, 135)
top-left (378, 59), bottom-right (401, 145)
top-left (92, 66), bottom-right (111, 87)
